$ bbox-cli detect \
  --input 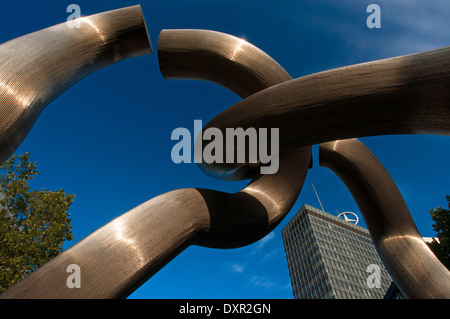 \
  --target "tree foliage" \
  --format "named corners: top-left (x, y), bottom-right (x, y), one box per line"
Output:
top-left (0, 153), bottom-right (74, 292)
top-left (427, 195), bottom-right (450, 270)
